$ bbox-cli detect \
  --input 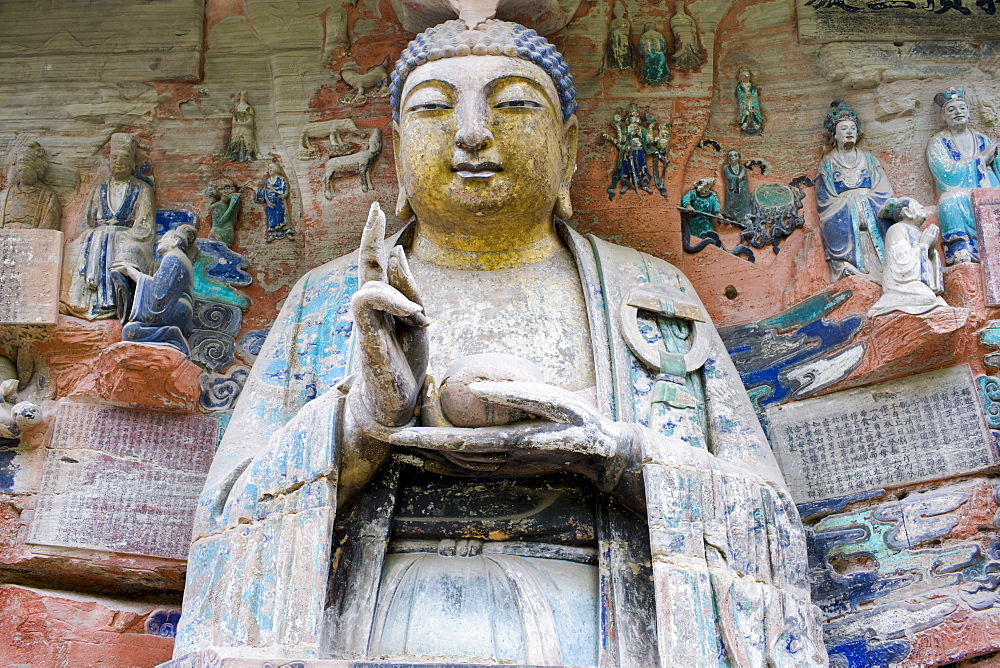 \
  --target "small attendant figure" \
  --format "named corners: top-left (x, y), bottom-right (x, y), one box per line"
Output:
top-left (255, 162), bottom-right (295, 243)
top-left (736, 68), bottom-right (764, 136)
top-left (682, 177), bottom-right (721, 238)
top-left (868, 198), bottom-right (948, 318)
top-left (722, 149), bottom-right (752, 222)
top-left (207, 178), bottom-right (243, 247)
top-left (670, 1), bottom-right (705, 69)
top-left (605, 2), bottom-right (633, 71)
top-left (0, 139), bottom-right (61, 230)
top-left (227, 92), bottom-right (258, 163)
top-left (114, 224), bottom-right (199, 356)
top-left (638, 23), bottom-right (670, 85)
